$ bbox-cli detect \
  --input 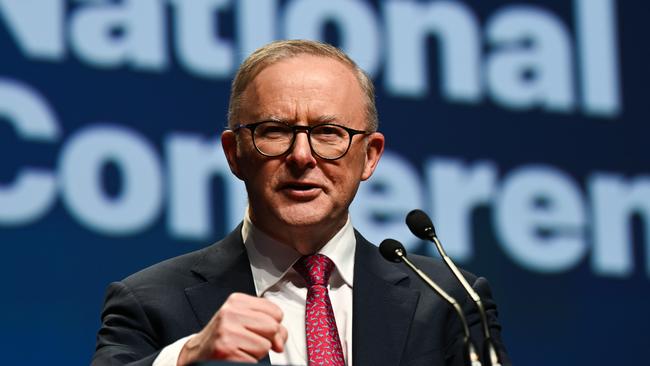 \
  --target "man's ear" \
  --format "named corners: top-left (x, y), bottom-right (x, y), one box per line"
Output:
top-left (361, 132), bottom-right (385, 181)
top-left (221, 130), bottom-right (243, 180)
